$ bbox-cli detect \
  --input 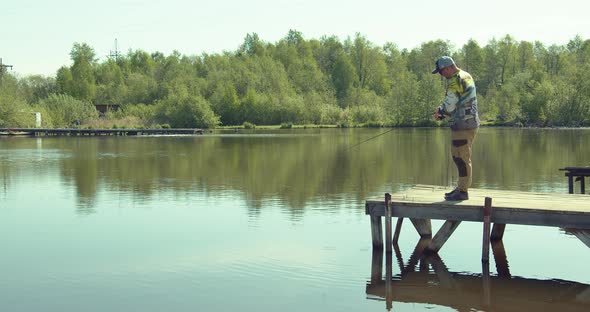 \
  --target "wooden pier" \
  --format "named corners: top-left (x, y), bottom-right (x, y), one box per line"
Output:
top-left (366, 185), bottom-right (590, 257)
top-left (0, 128), bottom-right (204, 136)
